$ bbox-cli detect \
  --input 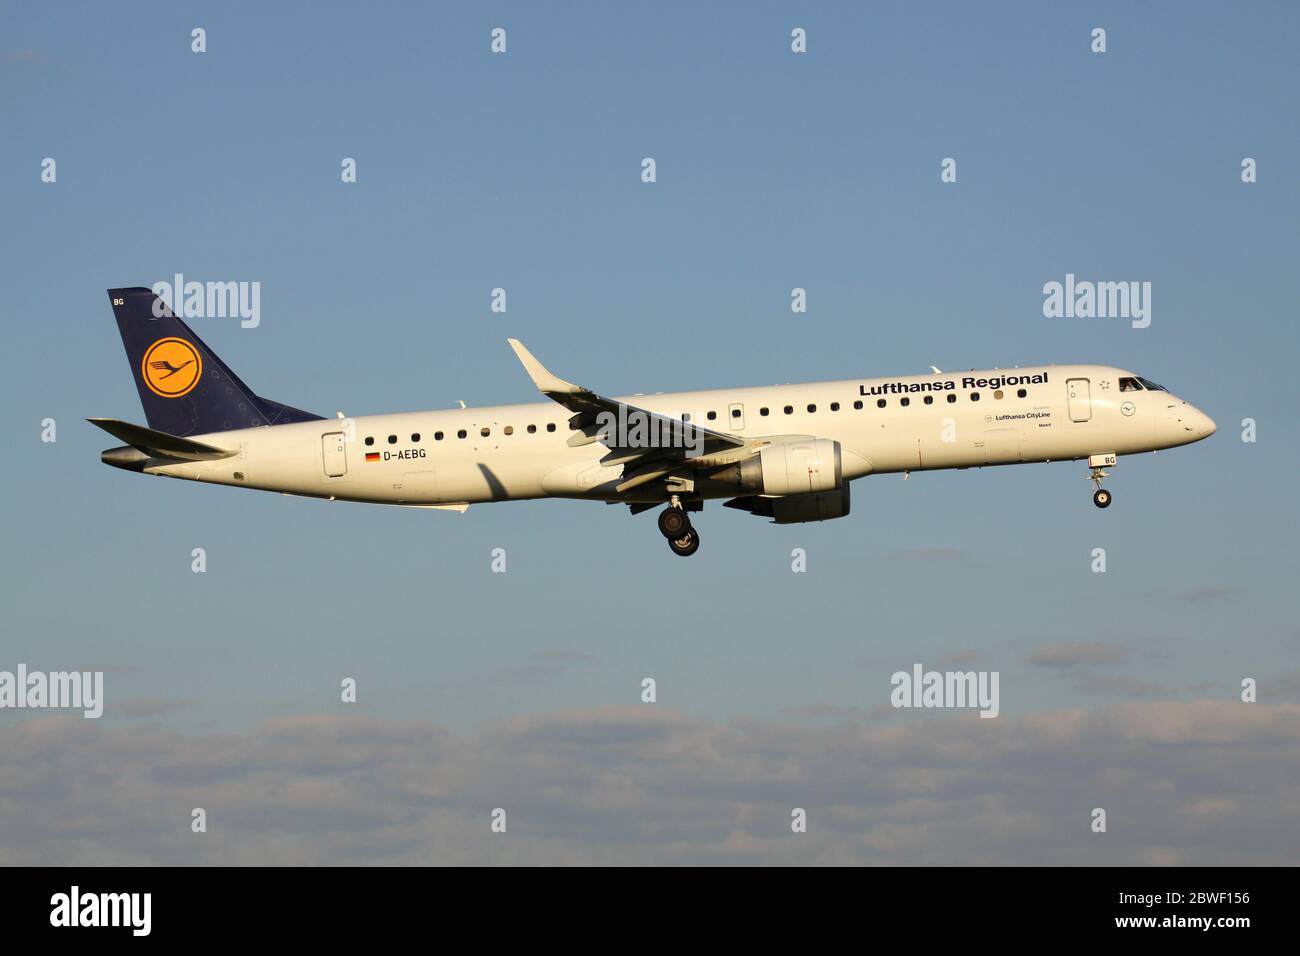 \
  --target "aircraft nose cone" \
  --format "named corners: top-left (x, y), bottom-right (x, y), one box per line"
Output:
top-left (1197, 409), bottom-right (1217, 438)
top-left (1168, 403), bottom-right (1215, 442)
